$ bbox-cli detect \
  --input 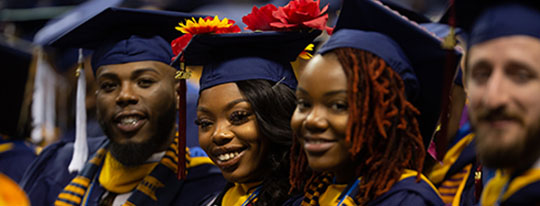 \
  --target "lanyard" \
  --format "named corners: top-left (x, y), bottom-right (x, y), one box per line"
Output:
top-left (241, 185), bottom-right (263, 206)
top-left (337, 178), bottom-right (361, 206)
